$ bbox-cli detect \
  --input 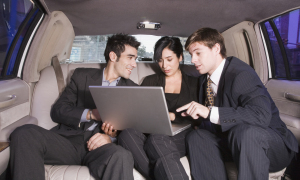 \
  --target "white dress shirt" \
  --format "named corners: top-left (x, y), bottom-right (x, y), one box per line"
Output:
top-left (208, 59), bottom-right (226, 125)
